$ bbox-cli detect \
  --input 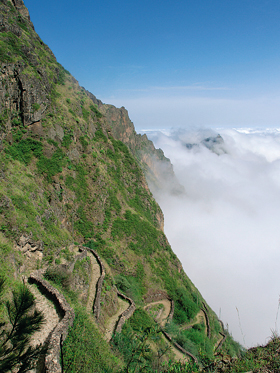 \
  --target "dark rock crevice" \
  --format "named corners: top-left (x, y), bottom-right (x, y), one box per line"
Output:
top-left (15, 69), bottom-right (25, 125)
